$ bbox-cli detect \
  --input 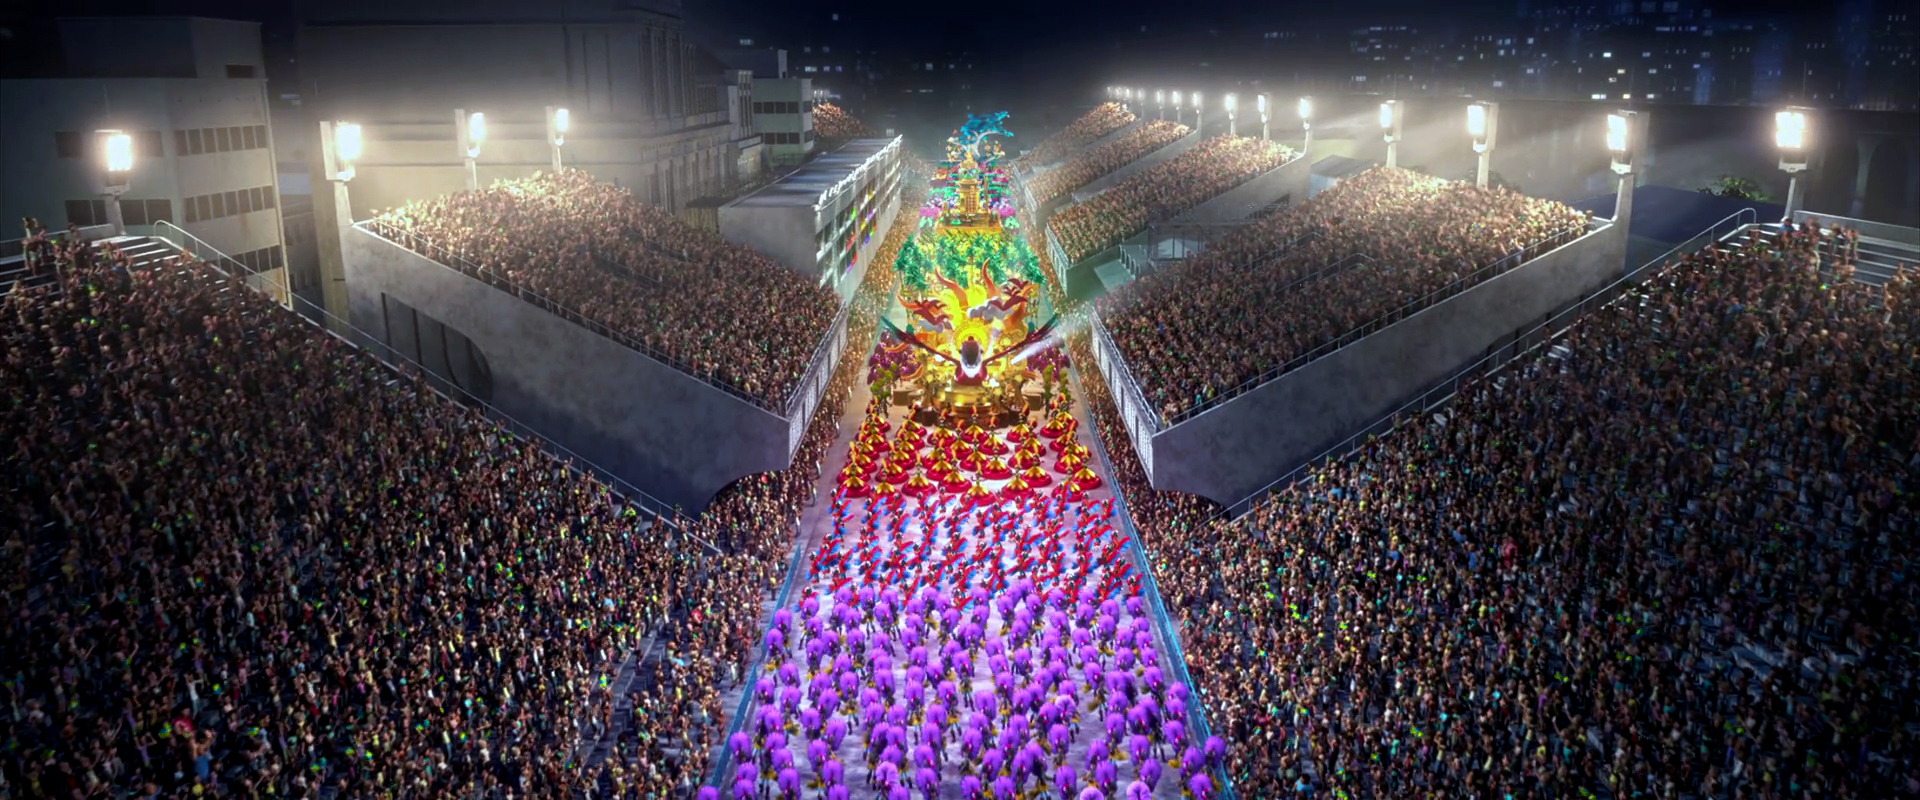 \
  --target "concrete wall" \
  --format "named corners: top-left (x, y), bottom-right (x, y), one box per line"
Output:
top-left (1168, 153), bottom-right (1310, 225)
top-left (1145, 223), bottom-right (1624, 505)
top-left (343, 224), bottom-right (795, 511)
top-left (1070, 129), bottom-right (1203, 203)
